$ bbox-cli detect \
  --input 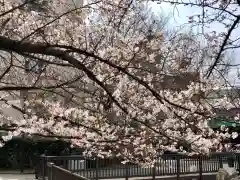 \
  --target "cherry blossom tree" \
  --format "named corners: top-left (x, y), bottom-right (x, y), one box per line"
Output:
top-left (0, 0), bottom-right (237, 164)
